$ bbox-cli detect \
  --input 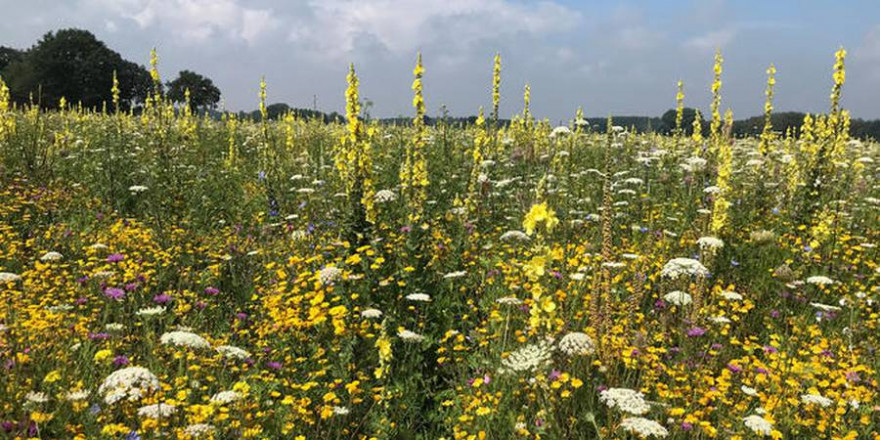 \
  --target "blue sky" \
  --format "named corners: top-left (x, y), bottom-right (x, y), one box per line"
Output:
top-left (1, 0), bottom-right (878, 121)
